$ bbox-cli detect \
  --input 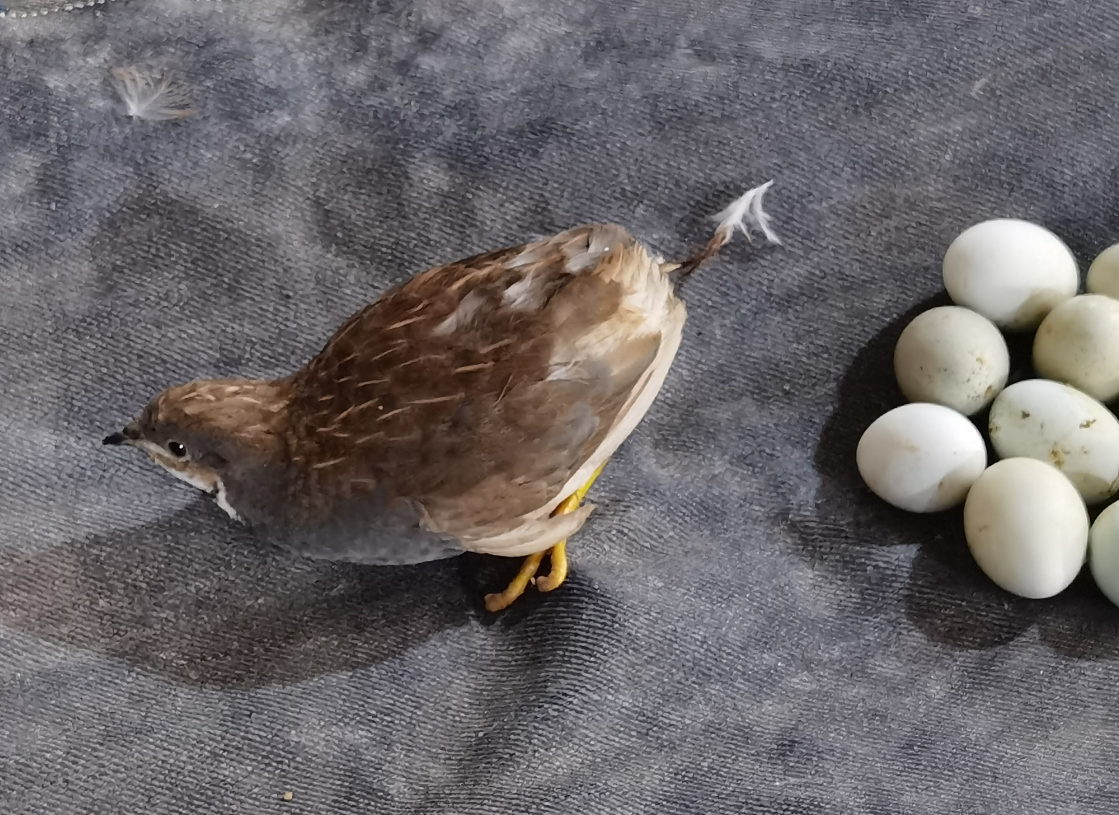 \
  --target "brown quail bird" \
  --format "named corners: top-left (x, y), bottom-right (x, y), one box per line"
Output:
top-left (103, 183), bottom-right (779, 611)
